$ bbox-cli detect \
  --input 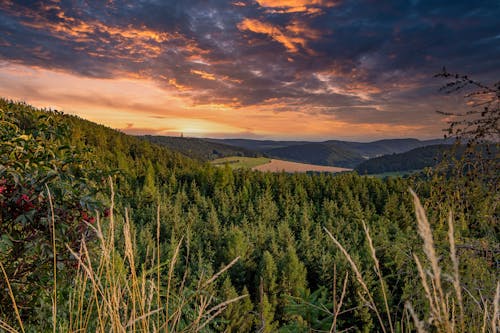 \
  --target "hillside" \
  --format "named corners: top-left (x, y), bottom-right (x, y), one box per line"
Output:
top-left (355, 144), bottom-right (497, 174)
top-left (355, 145), bottom-right (452, 174)
top-left (326, 138), bottom-right (429, 157)
top-left (1, 99), bottom-right (497, 332)
top-left (211, 156), bottom-right (271, 169)
top-left (205, 138), bottom-right (307, 151)
top-left (208, 137), bottom-right (451, 168)
top-left (265, 142), bottom-right (365, 168)
top-left (140, 135), bottom-right (261, 160)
